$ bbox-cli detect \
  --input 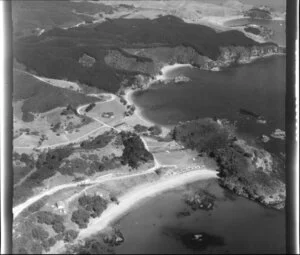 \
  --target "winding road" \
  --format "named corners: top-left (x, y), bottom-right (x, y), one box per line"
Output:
top-left (13, 87), bottom-right (177, 219)
top-left (13, 72), bottom-right (217, 254)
